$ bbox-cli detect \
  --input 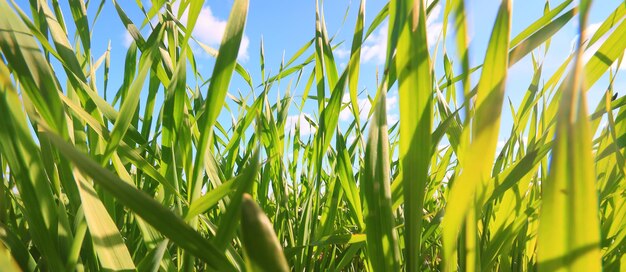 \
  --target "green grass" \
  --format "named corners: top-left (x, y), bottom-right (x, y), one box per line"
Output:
top-left (0, 0), bottom-right (625, 271)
